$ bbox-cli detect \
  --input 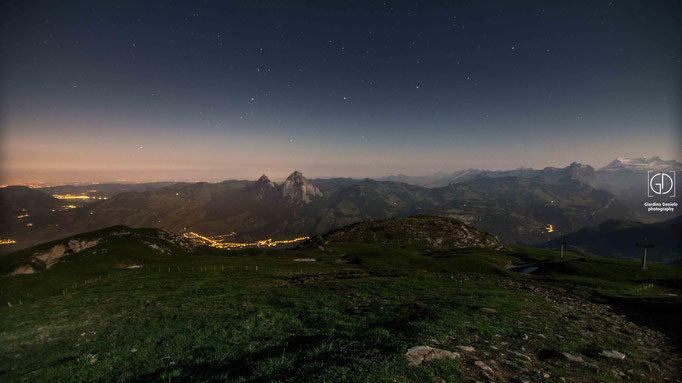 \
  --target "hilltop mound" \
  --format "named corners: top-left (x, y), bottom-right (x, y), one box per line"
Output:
top-left (313, 215), bottom-right (504, 250)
